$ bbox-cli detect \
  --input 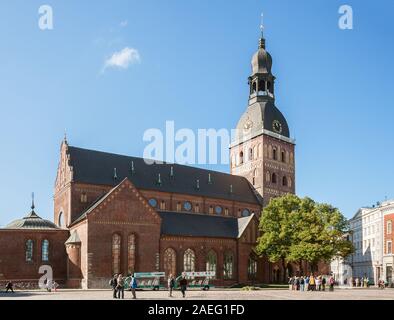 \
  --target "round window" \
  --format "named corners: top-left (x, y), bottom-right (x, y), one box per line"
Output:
top-left (149, 198), bottom-right (158, 208)
top-left (215, 206), bottom-right (223, 215)
top-left (242, 209), bottom-right (251, 217)
top-left (184, 201), bottom-right (192, 211)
